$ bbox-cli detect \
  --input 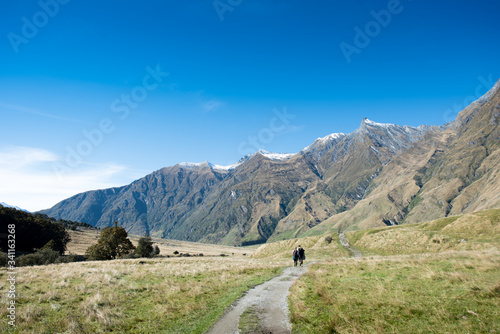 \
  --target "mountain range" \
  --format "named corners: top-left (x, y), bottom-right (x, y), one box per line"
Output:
top-left (41, 79), bottom-right (500, 245)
